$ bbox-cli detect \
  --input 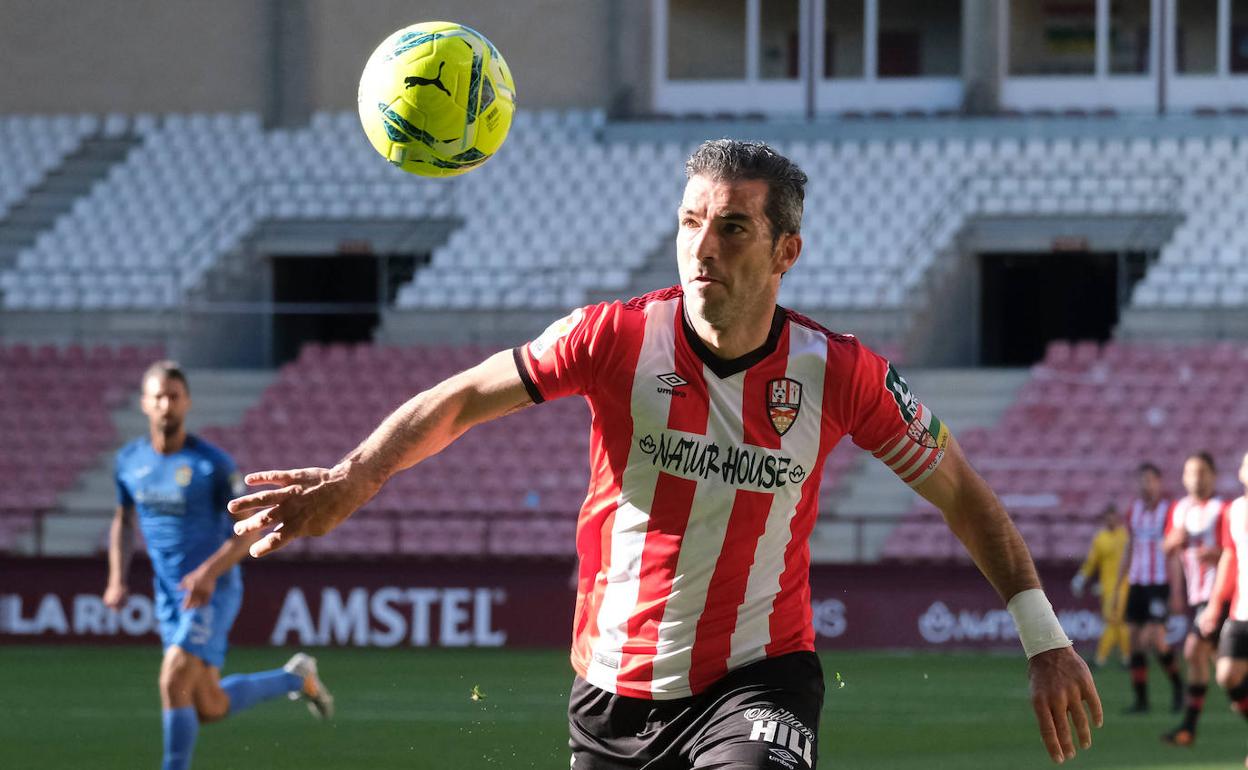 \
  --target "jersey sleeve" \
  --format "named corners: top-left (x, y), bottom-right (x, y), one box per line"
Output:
top-left (514, 302), bottom-right (617, 403)
top-left (114, 451), bottom-right (134, 508)
top-left (845, 343), bottom-right (951, 488)
top-left (1222, 503), bottom-right (1234, 552)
